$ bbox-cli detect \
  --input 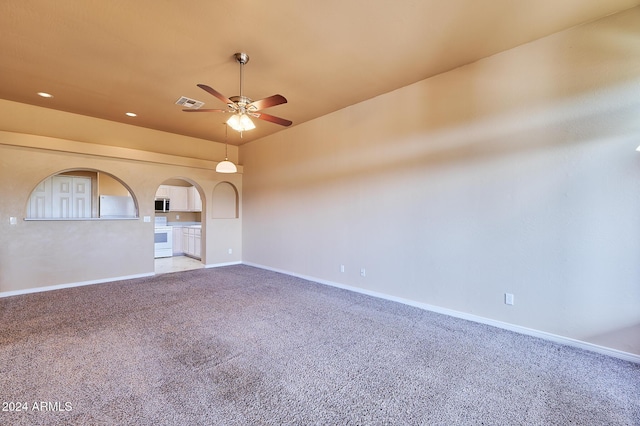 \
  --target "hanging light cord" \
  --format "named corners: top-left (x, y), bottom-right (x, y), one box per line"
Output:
top-left (225, 123), bottom-right (229, 160)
